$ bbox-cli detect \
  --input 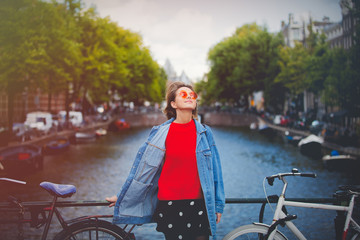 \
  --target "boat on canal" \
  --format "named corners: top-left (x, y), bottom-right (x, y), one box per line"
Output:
top-left (74, 132), bottom-right (97, 143)
top-left (108, 118), bottom-right (130, 132)
top-left (0, 144), bottom-right (43, 174)
top-left (298, 134), bottom-right (324, 159)
top-left (44, 137), bottom-right (70, 154)
top-left (322, 150), bottom-right (358, 170)
top-left (258, 122), bottom-right (275, 136)
top-left (95, 128), bottom-right (107, 137)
